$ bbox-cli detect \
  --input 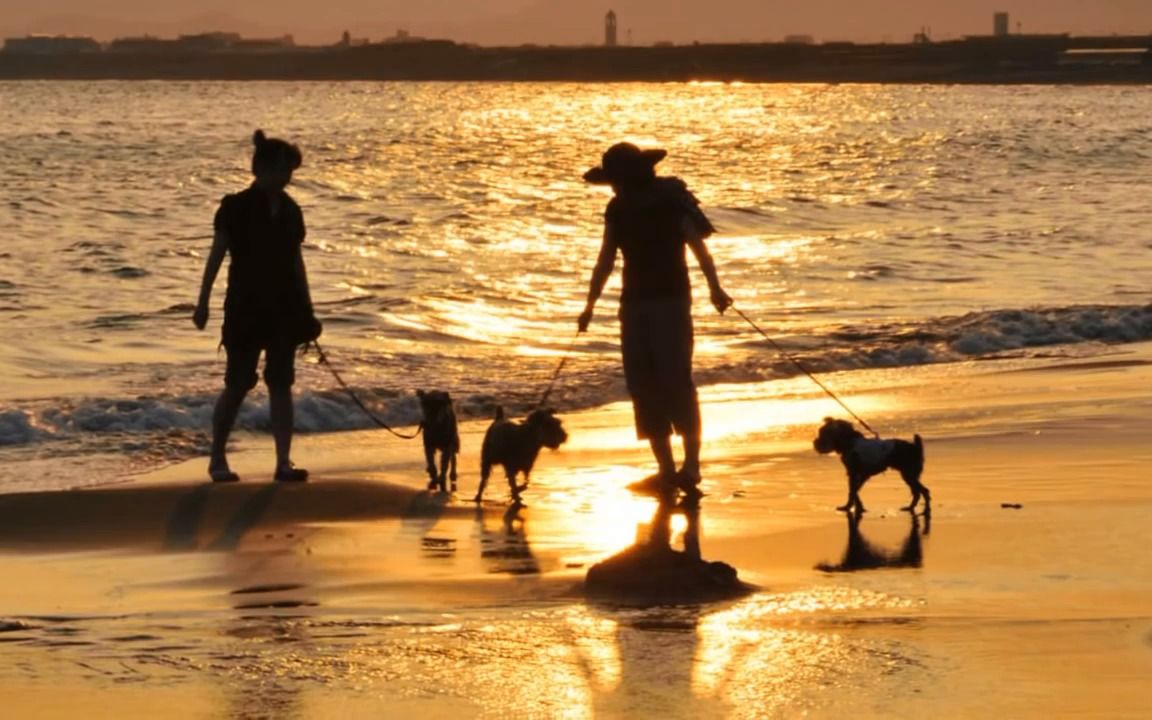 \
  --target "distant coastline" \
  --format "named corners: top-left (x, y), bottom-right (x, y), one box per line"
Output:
top-left (2, 35), bottom-right (1151, 83)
